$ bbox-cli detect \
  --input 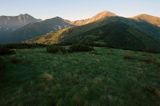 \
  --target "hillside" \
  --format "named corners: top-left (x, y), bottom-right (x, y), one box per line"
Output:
top-left (8, 17), bottom-right (73, 43)
top-left (133, 14), bottom-right (160, 26)
top-left (29, 15), bottom-right (160, 52)
top-left (0, 17), bottom-right (73, 43)
top-left (0, 14), bottom-right (41, 30)
top-left (0, 47), bottom-right (160, 105)
top-left (0, 14), bottom-right (41, 43)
